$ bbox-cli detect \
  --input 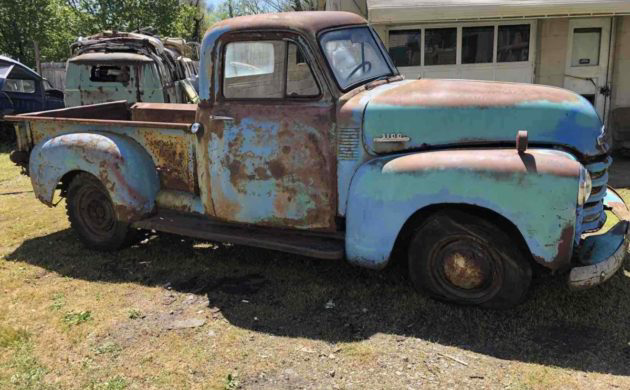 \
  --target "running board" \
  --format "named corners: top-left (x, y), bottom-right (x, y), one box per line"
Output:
top-left (132, 211), bottom-right (345, 260)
